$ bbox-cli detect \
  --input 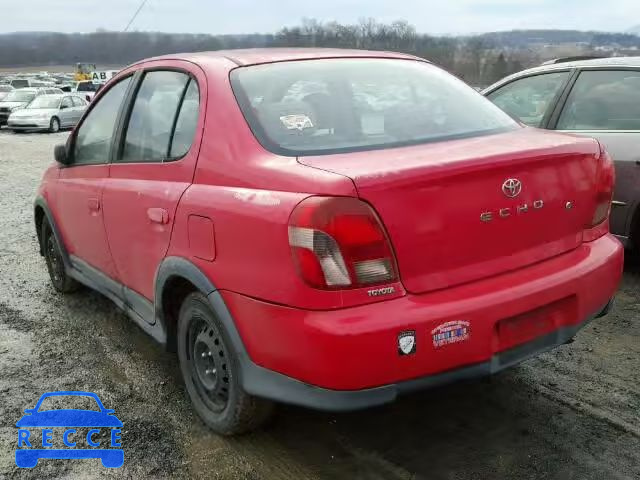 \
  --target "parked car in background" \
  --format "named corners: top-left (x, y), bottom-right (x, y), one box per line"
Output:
top-left (0, 87), bottom-right (64, 127)
top-left (484, 56), bottom-right (640, 252)
top-left (35, 49), bottom-right (622, 435)
top-left (8, 94), bottom-right (88, 133)
top-left (9, 78), bottom-right (53, 89)
top-left (74, 80), bottom-right (100, 102)
top-left (0, 84), bottom-right (14, 101)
